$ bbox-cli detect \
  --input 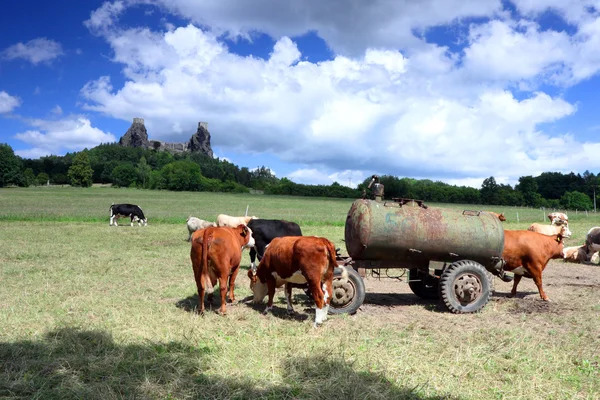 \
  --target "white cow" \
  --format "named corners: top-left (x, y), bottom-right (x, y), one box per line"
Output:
top-left (186, 216), bottom-right (216, 241)
top-left (216, 214), bottom-right (257, 228)
top-left (548, 212), bottom-right (569, 226)
top-left (528, 223), bottom-right (572, 238)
